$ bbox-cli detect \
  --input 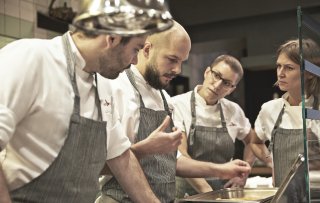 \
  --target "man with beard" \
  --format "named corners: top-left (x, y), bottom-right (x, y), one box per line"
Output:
top-left (97, 21), bottom-right (251, 203)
